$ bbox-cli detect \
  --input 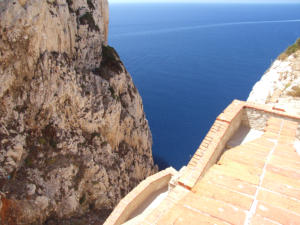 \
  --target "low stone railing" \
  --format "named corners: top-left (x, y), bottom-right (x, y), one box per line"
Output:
top-left (104, 167), bottom-right (177, 225)
top-left (178, 100), bottom-right (300, 190)
top-left (104, 99), bottom-right (300, 225)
